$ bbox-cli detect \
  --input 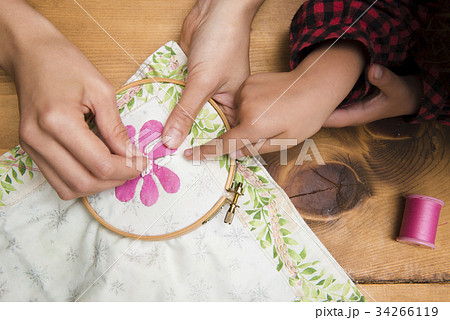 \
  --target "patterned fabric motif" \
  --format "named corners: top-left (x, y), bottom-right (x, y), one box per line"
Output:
top-left (0, 147), bottom-right (39, 207)
top-left (289, 0), bottom-right (449, 125)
